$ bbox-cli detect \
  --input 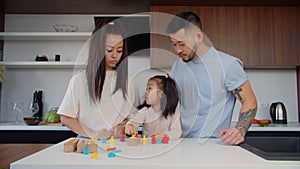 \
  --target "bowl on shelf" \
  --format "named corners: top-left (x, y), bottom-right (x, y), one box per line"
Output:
top-left (23, 117), bottom-right (42, 125)
top-left (53, 24), bottom-right (79, 32)
top-left (35, 55), bottom-right (48, 61)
